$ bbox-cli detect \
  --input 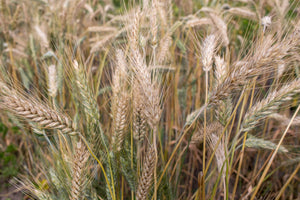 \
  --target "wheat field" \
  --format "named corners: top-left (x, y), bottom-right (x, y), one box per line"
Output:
top-left (0, 0), bottom-right (299, 199)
